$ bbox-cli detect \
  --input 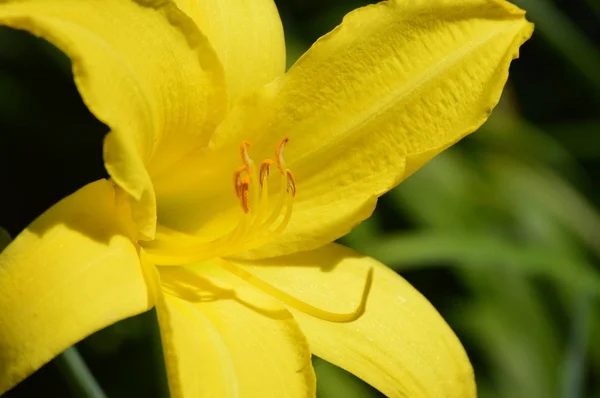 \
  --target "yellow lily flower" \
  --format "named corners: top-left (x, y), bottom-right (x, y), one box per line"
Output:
top-left (0, 0), bottom-right (532, 396)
